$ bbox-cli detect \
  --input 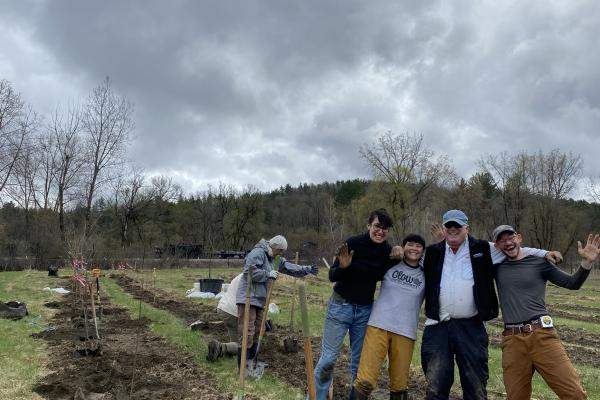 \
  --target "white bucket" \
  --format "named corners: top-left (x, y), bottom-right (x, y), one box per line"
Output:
top-left (193, 282), bottom-right (201, 291)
